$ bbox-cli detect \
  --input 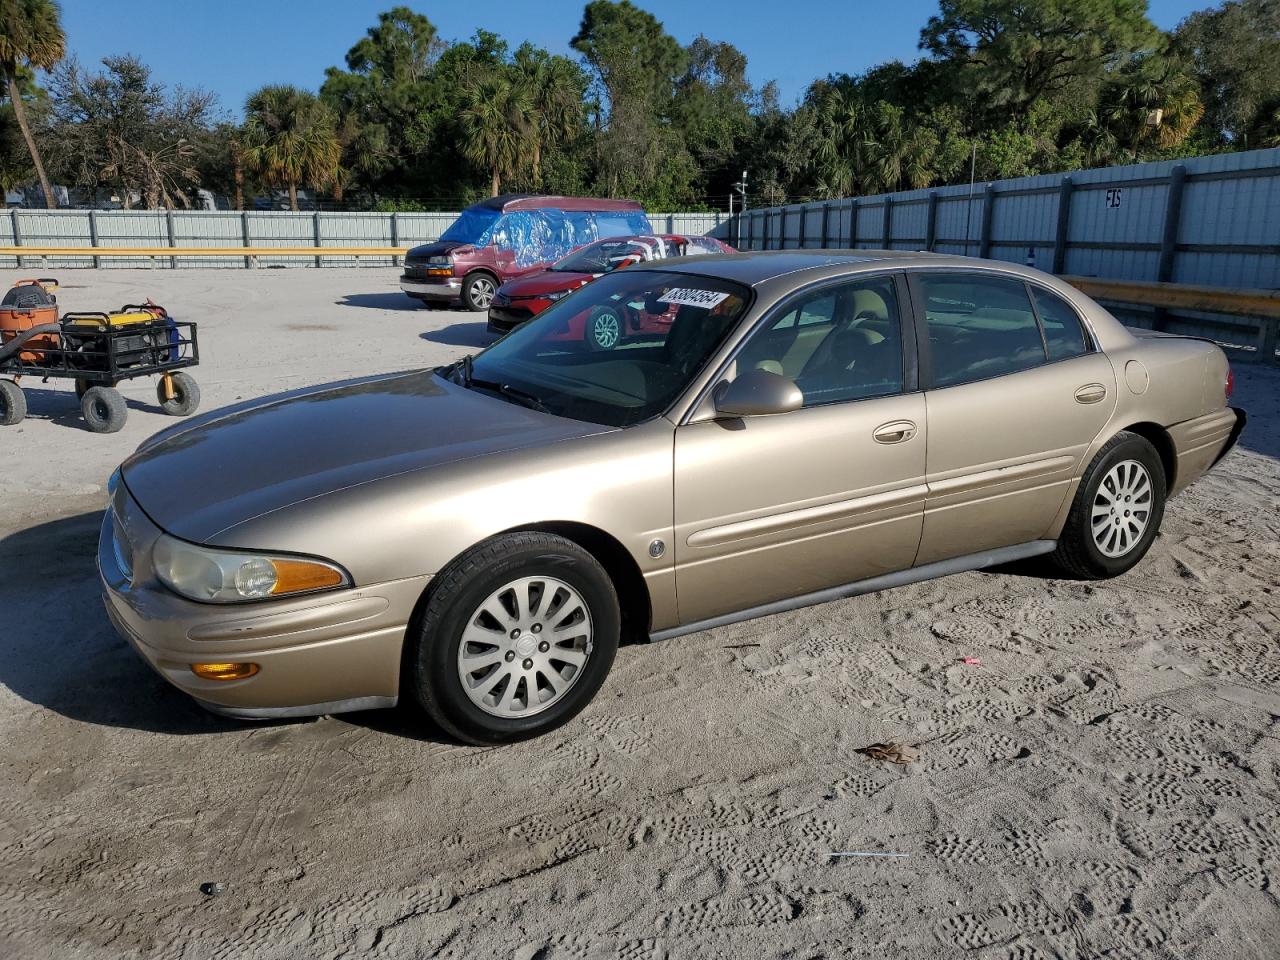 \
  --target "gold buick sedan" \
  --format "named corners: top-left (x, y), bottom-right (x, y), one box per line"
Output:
top-left (100, 251), bottom-right (1245, 744)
